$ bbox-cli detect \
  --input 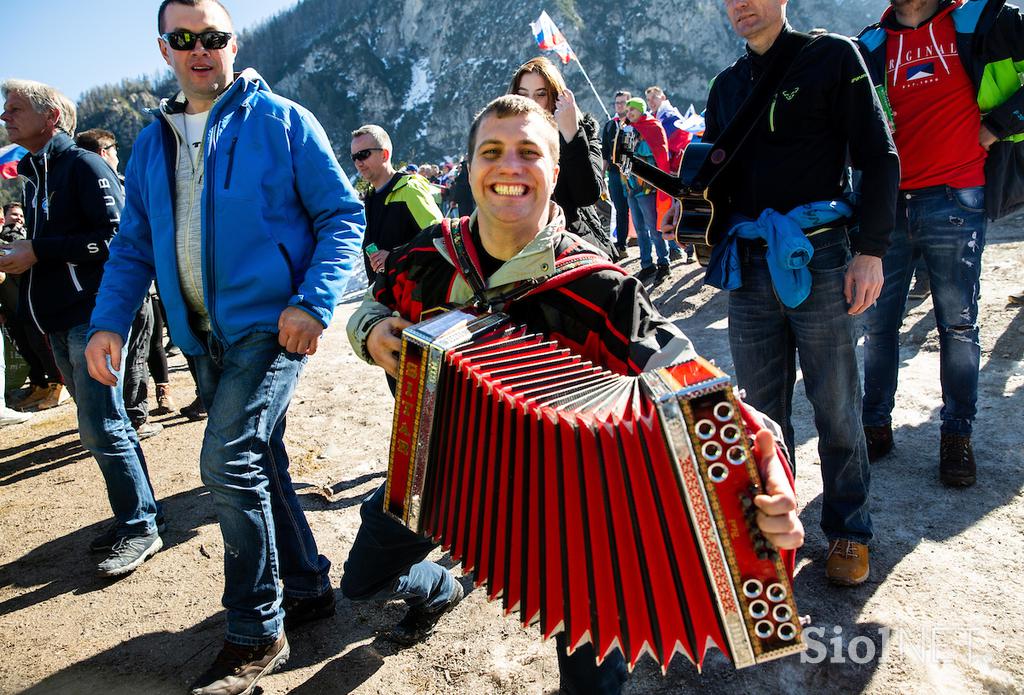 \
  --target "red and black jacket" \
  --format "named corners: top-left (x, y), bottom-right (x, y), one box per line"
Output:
top-left (348, 213), bottom-right (694, 377)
